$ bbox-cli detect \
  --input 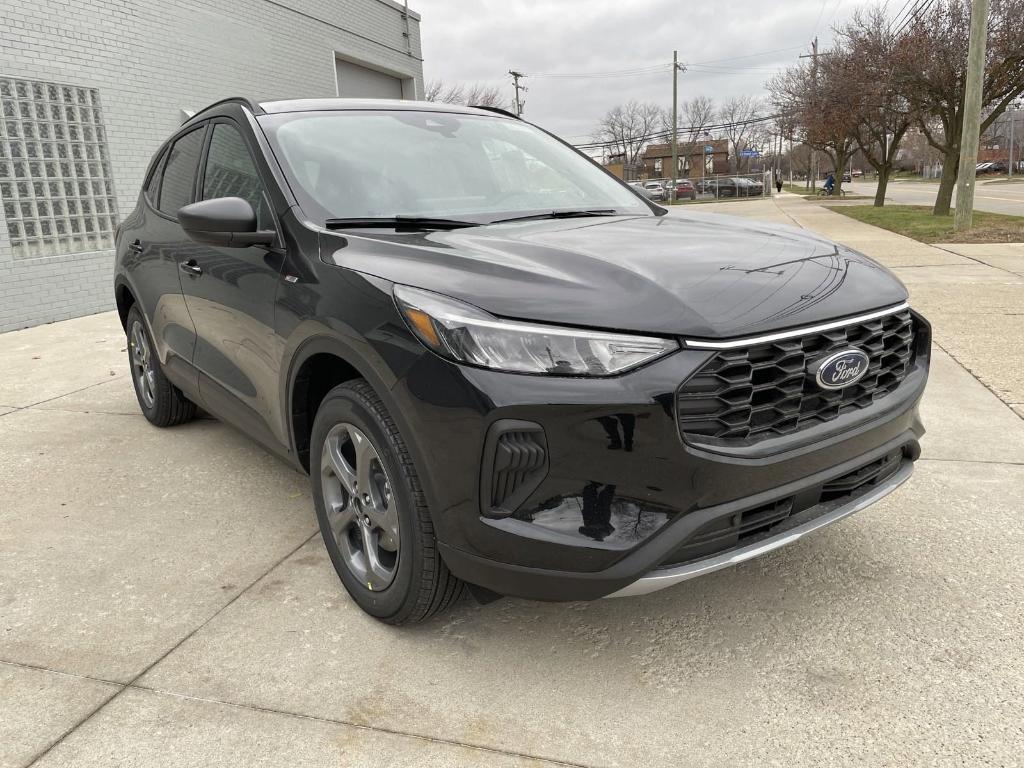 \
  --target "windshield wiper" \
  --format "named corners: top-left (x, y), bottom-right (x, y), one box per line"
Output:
top-left (324, 216), bottom-right (480, 231)
top-left (490, 209), bottom-right (621, 225)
